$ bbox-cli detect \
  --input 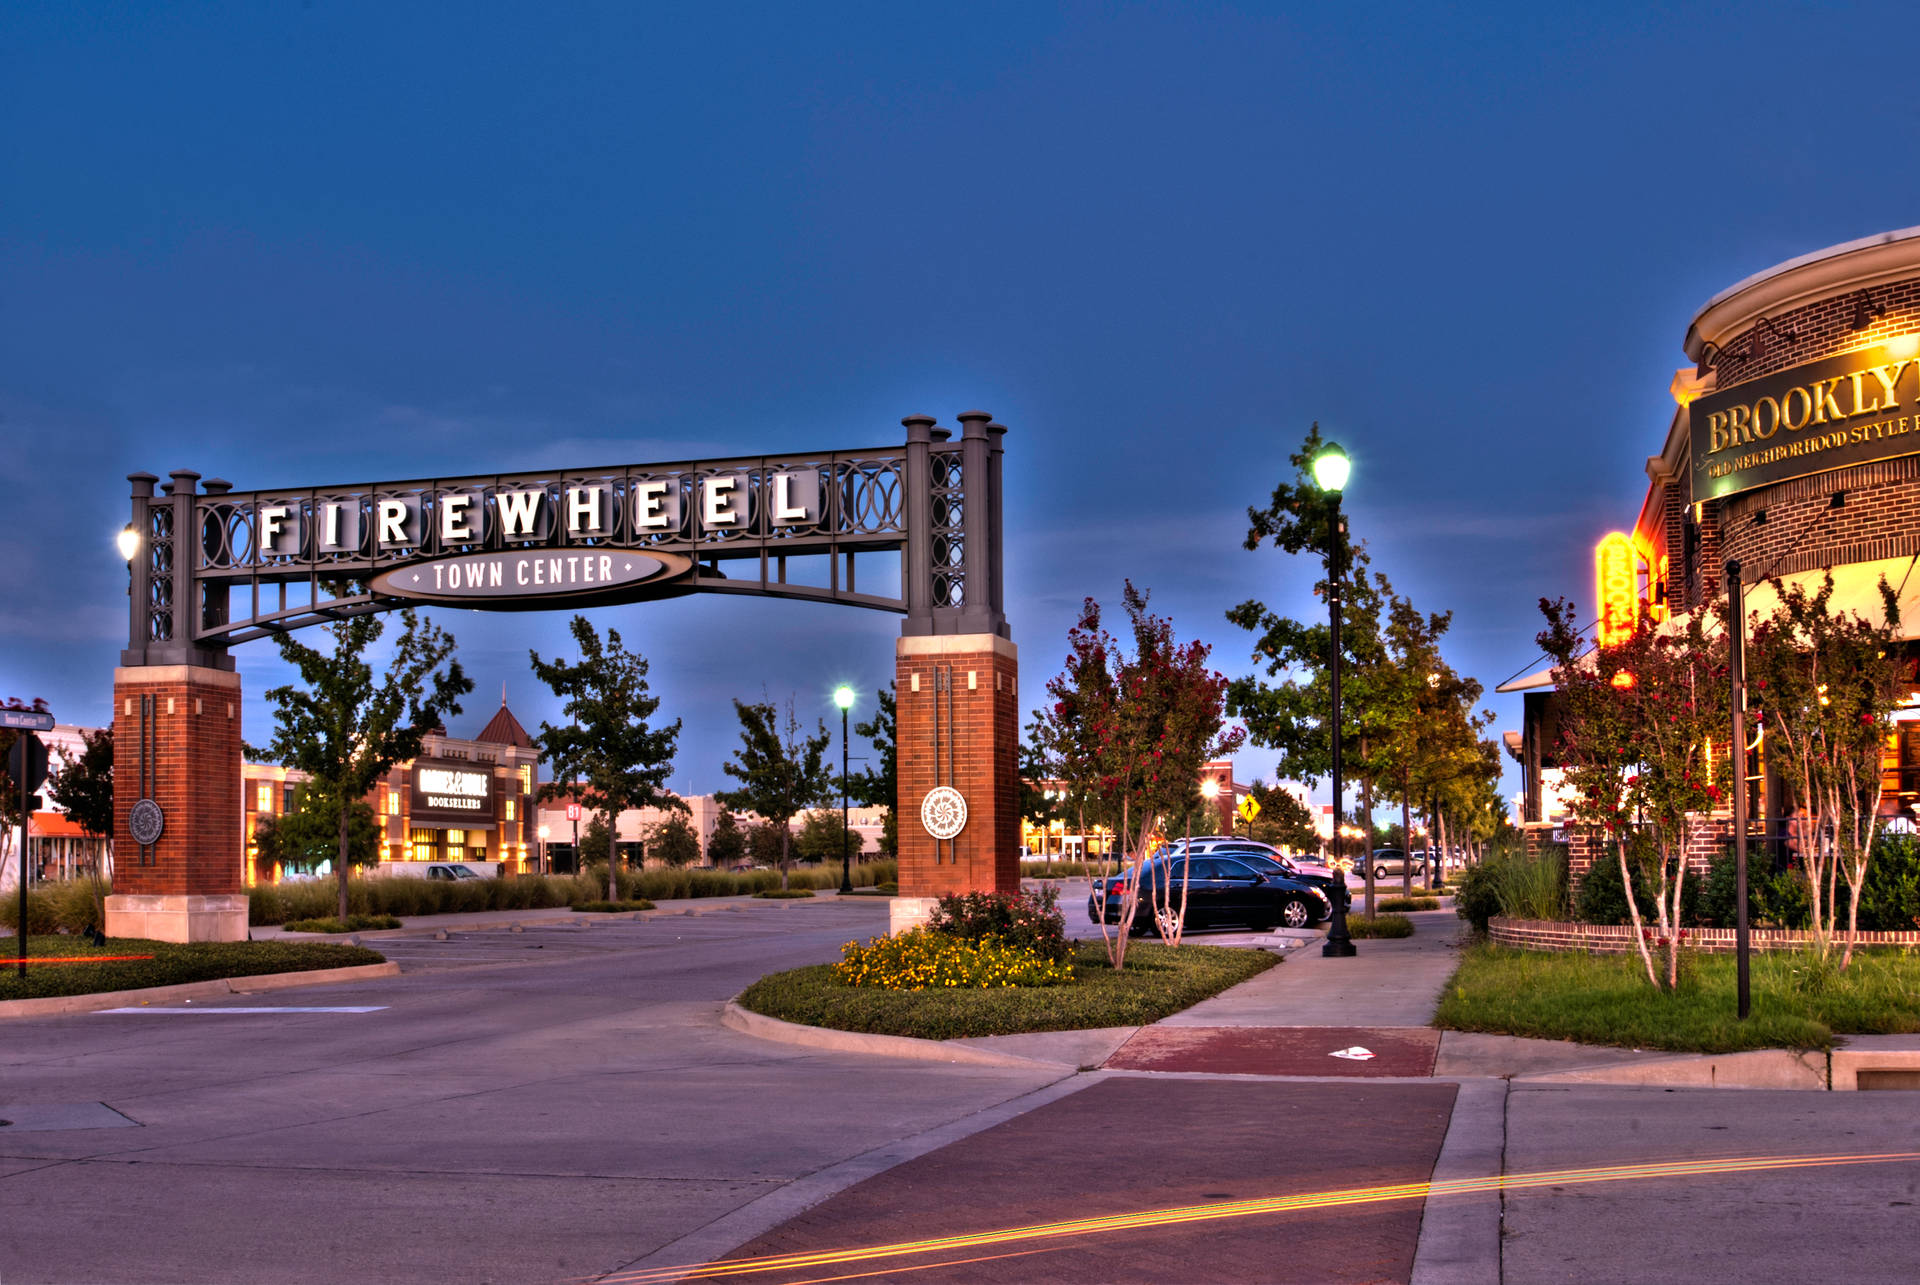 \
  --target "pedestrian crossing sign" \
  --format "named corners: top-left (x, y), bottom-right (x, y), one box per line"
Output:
top-left (1237, 795), bottom-right (1260, 824)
